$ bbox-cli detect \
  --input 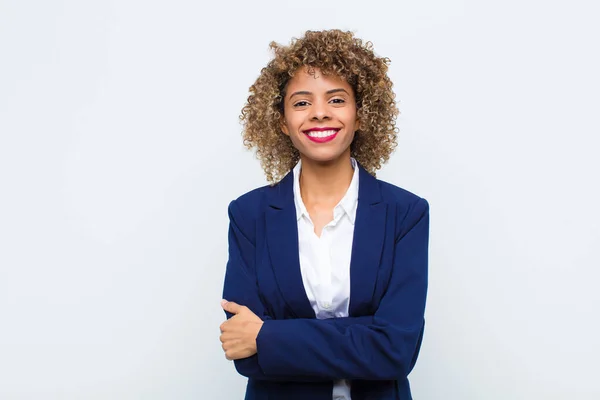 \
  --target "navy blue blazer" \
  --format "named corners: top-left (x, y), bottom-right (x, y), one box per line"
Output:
top-left (222, 163), bottom-right (430, 400)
